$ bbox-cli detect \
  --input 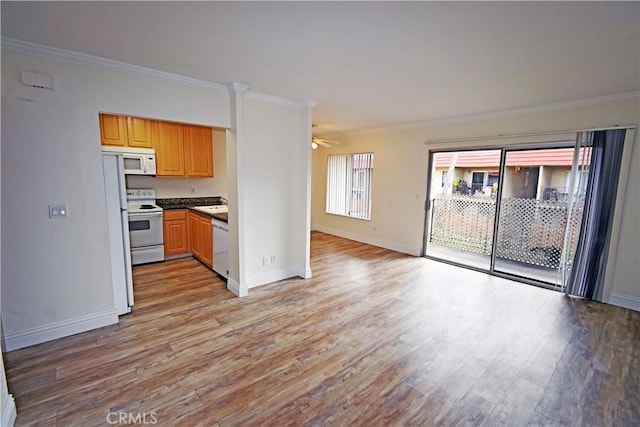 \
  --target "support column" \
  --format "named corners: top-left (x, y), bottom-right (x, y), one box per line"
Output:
top-left (300, 100), bottom-right (316, 279)
top-left (226, 82), bottom-right (249, 297)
